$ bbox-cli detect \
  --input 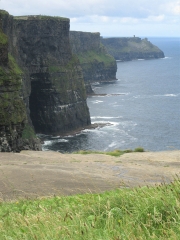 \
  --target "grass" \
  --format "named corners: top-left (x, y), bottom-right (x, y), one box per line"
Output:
top-left (8, 54), bottom-right (23, 75)
top-left (0, 30), bottom-right (8, 45)
top-left (77, 50), bottom-right (115, 67)
top-left (13, 15), bottom-right (68, 21)
top-left (22, 124), bottom-right (36, 140)
top-left (74, 147), bottom-right (144, 157)
top-left (0, 178), bottom-right (179, 239)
